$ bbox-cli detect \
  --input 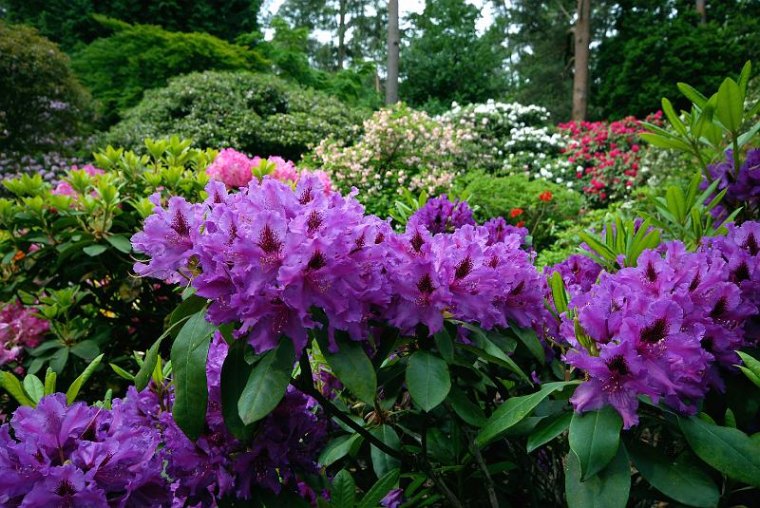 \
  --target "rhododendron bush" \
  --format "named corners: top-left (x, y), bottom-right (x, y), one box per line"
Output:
top-left (1, 66), bottom-right (760, 508)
